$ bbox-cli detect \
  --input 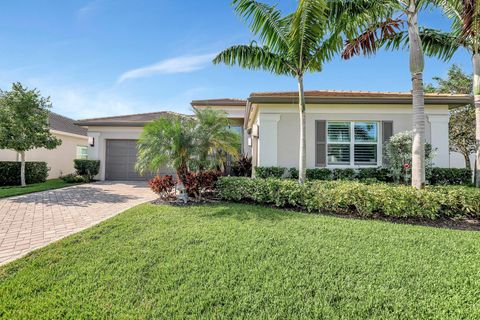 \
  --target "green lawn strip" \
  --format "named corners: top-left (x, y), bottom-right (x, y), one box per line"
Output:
top-left (0, 179), bottom-right (80, 198)
top-left (1, 203), bottom-right (480, 319)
